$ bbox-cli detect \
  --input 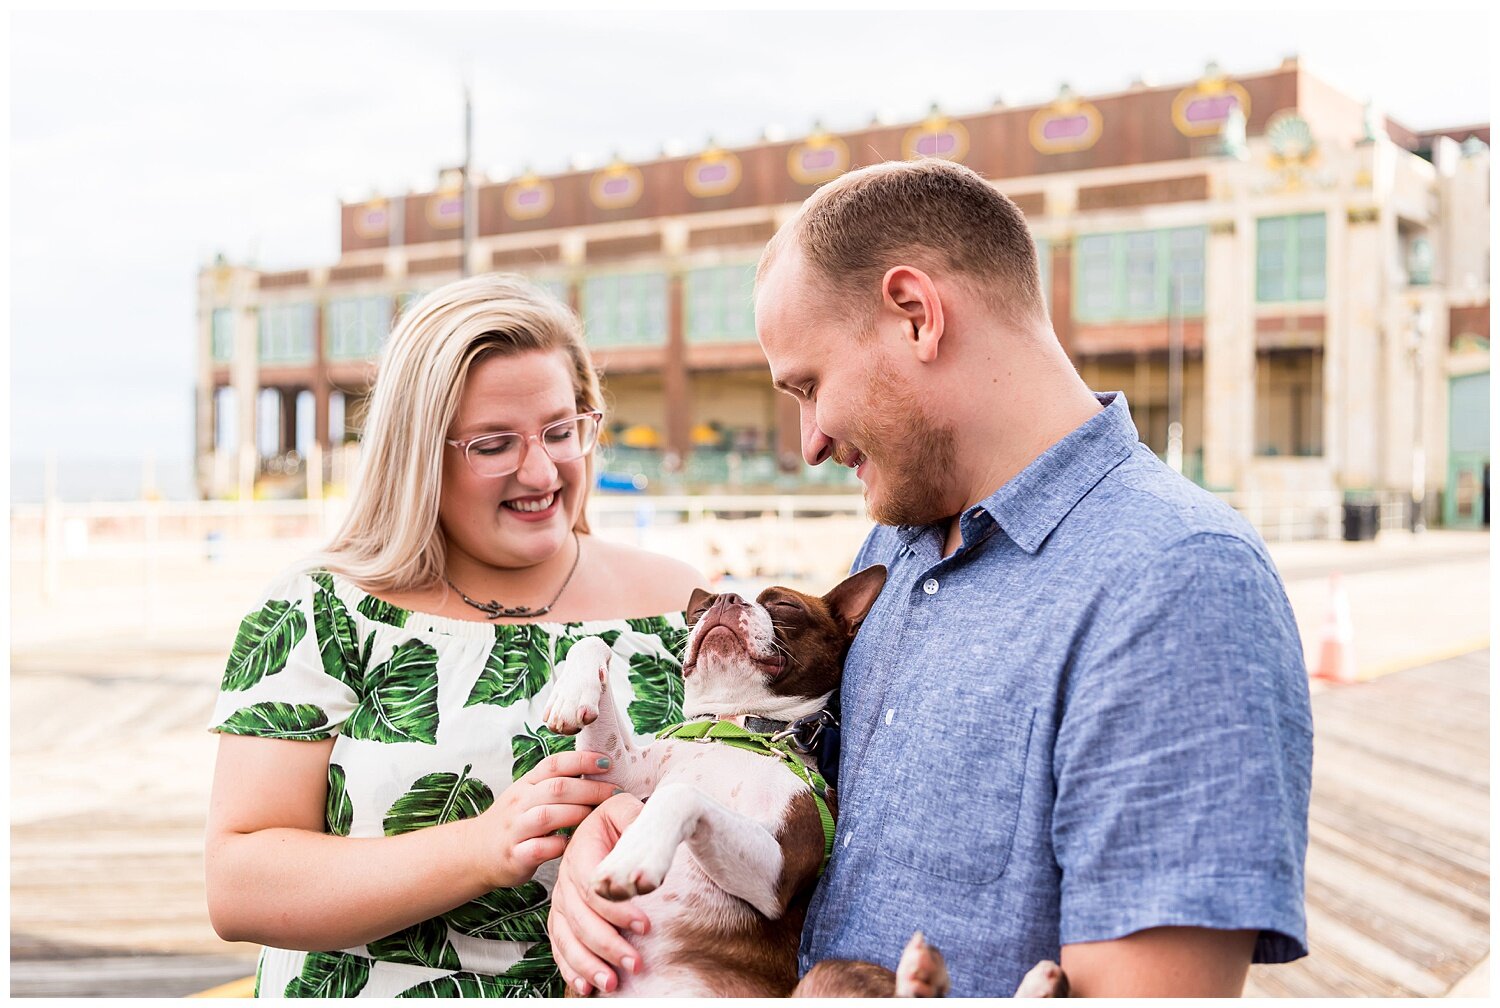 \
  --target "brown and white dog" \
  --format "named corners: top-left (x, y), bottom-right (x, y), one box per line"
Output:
top-left (542, 567), bottom-right (1066, 997)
